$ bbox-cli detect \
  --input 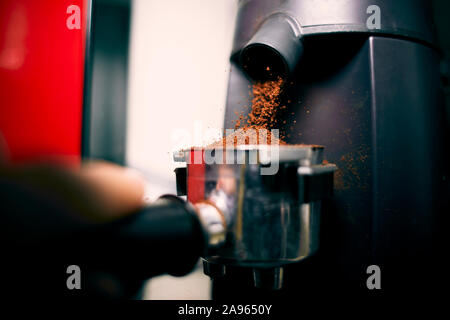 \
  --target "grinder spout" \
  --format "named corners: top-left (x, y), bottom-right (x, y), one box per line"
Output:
top-left (240, 13), bottom-right (303, 80)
